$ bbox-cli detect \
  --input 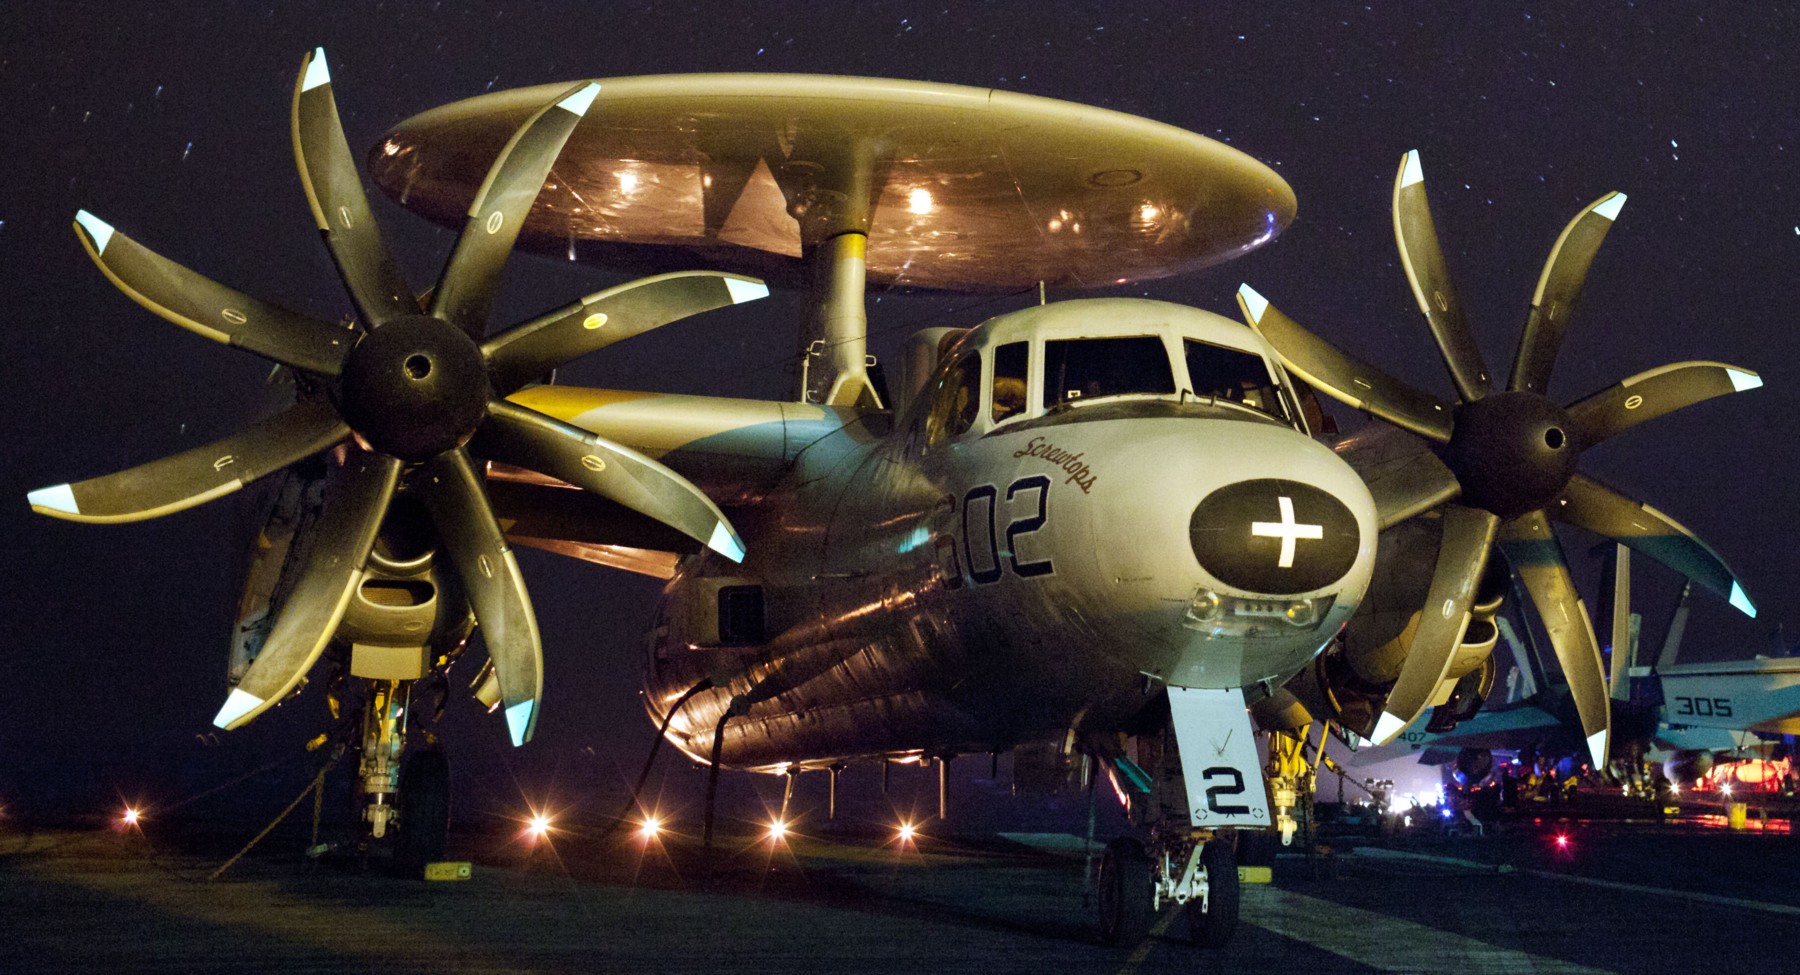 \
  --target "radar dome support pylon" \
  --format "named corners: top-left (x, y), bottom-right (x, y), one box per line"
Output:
top-left (786, 136), bottom-right (889, 409)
